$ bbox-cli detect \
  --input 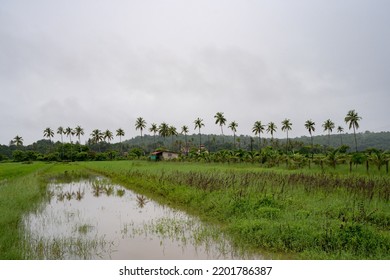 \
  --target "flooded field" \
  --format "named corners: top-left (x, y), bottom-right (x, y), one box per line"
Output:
top-left (22, 176), bottom-right (262, 260)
